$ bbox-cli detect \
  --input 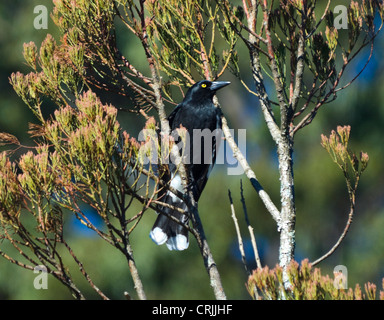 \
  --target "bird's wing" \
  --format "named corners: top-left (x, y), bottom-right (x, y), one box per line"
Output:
top-left (191, 109), bottom-right (223, 200)
top-left (167, 103), bottom-right (182, 128)
top-left (207, 108), bottom-right (223, 178)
